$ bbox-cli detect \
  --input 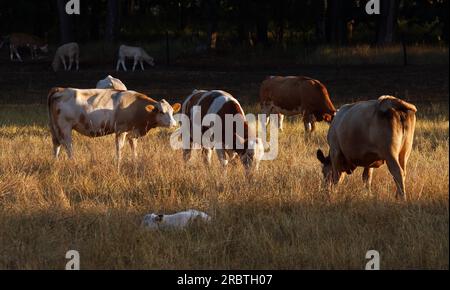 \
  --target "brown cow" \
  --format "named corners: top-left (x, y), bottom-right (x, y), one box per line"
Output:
top-left (260, 76), bottom-right (336, 132)
top-left (9, 33), bottom-right (48, 61)
top-left (47, 88), bottom-right (181, 170)
top-left (316, 96), bottom-right (417, 200)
